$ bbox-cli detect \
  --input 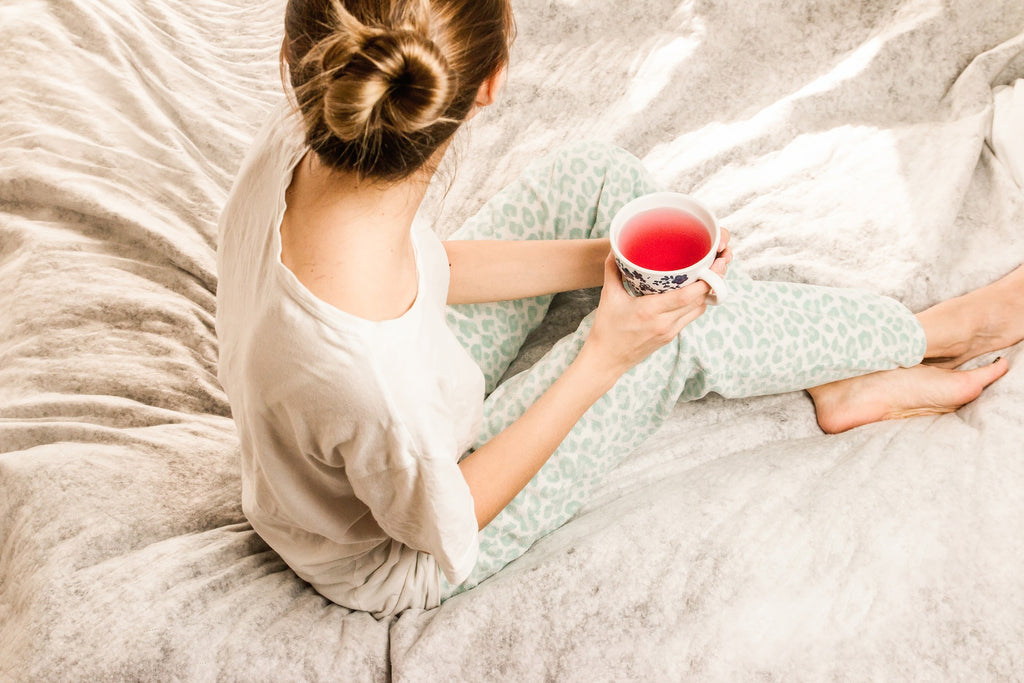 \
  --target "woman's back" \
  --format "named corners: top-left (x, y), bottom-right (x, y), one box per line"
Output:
top-left (215, 103), bottom-right (483, 617)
